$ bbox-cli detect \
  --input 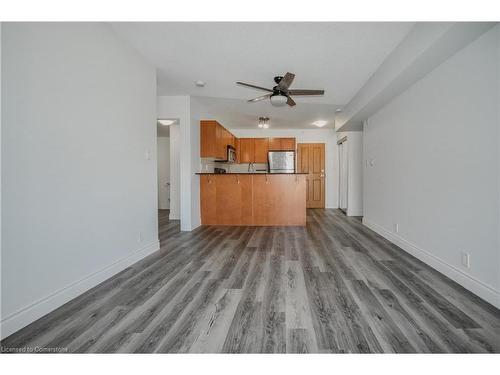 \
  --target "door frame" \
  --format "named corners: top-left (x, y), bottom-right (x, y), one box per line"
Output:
top-left (337, 136), bottom-right (348, 214)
